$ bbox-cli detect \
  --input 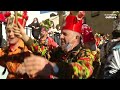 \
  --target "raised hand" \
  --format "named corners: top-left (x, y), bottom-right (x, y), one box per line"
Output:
top-left (13, 25), bottom-right (22, 38)
top-left (13, 22), bottom-right (25, 38)
top-left (16, 63), bottom-right (26, 75)
top-left (13, 22), bottom-right (29, 42)
top-left (23, 54), bottom-right (54, 78)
